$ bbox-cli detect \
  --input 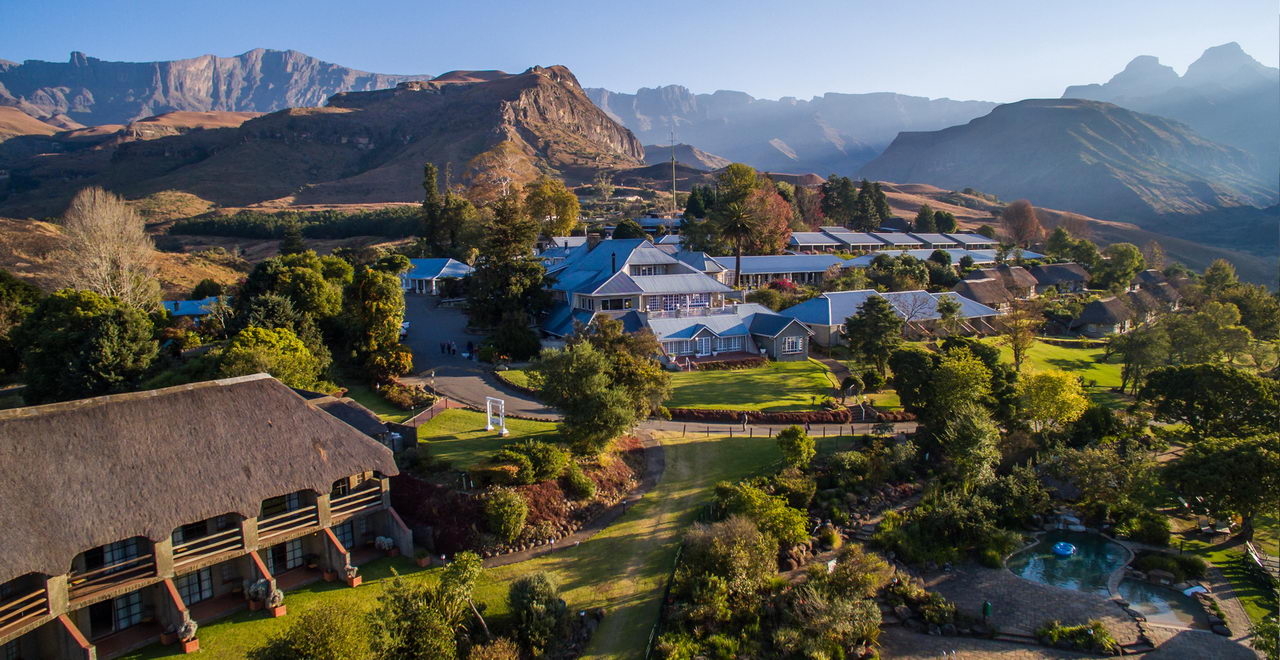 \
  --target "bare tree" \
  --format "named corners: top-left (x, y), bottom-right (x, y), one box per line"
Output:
top-left (59, 187), bottom-right (159, 310)
top-left (593, 171), bottom-right (615, 202)
top-left (1056, 212), bottom-right (1092, 241)
top-left (997, 299), bottom-right (1044, 372)
top-left (1000, 200), bottom-right (1044, 249)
